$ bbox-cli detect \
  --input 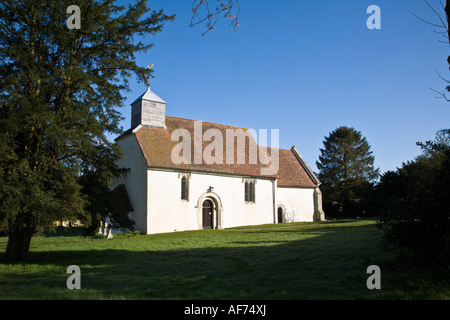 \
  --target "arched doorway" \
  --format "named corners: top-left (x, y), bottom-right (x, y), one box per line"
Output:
top-left (197, 191), bottom-right (223, 230)
top-left (202, 200), bottom-right (214, 229)
top-left (277, 207), bottom-right (283, 223)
